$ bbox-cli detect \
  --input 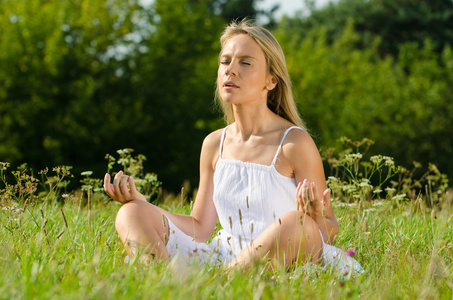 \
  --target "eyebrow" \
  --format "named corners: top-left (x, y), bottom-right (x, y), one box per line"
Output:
top-left (219, 54), bottom-right (257, 61)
